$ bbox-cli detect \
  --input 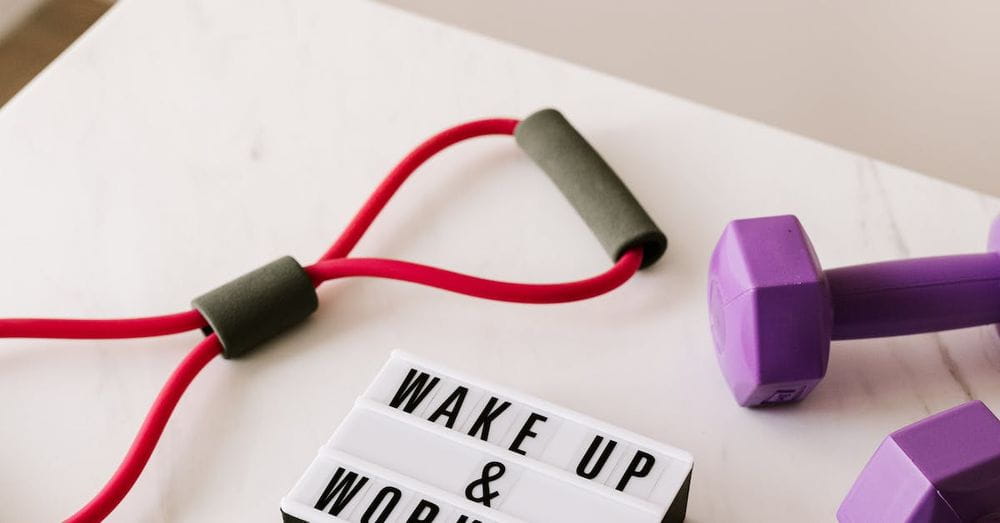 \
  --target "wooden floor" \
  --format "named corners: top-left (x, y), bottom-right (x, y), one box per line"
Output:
top-left (0, 0), bottom-right (110, 107)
